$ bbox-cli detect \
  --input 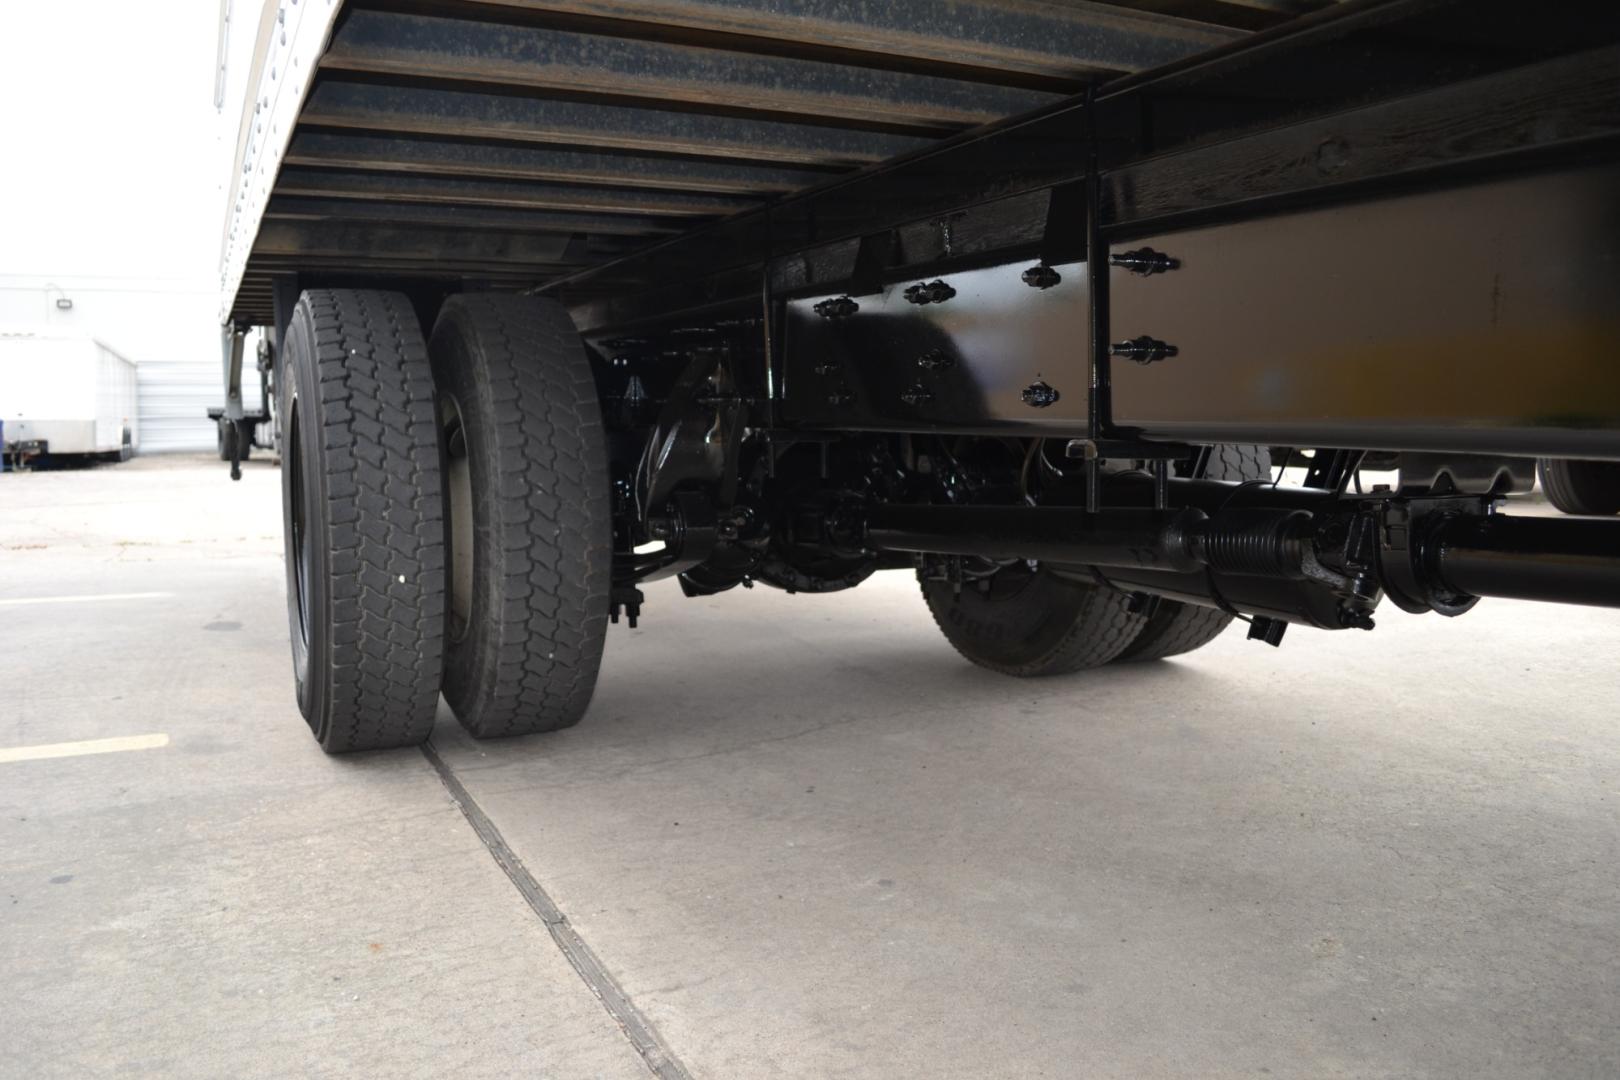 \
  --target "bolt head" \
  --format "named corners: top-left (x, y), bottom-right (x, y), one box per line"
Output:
top-left (903, 279), bottom-right (957, 305)
top-left (1109, 248), bottom-right (1180, 276)
top-left (813, 296), bottom-right (859, 319)
top-left (1021, 381), bottom-right (1060, 408)
top-left (1021, 265), bottom-right (1061, 289)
